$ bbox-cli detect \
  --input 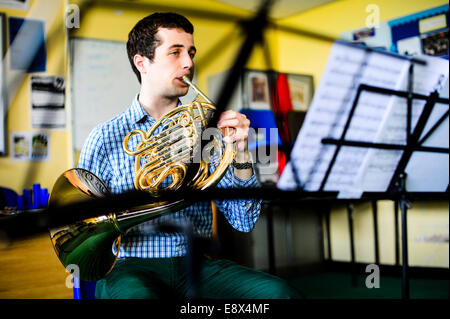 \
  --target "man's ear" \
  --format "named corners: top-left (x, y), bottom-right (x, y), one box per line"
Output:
top-left (133, 54), bottom-right (147, 74)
